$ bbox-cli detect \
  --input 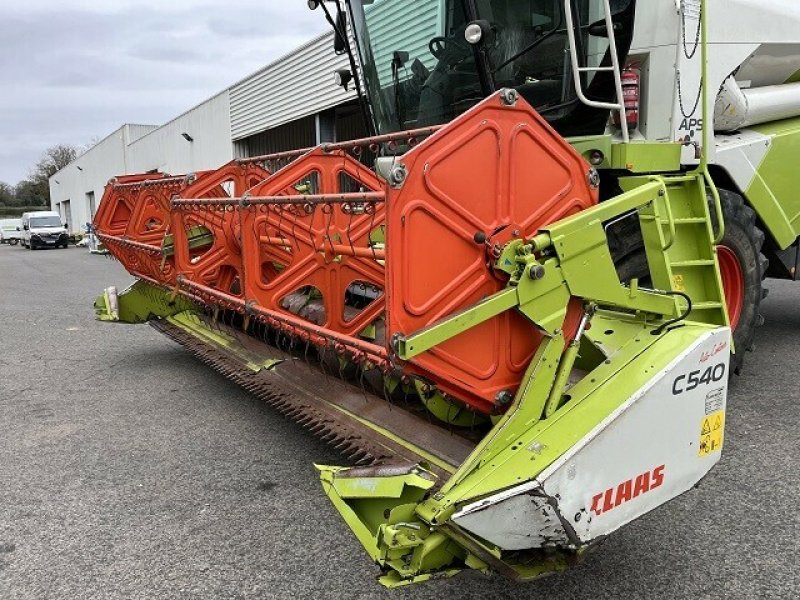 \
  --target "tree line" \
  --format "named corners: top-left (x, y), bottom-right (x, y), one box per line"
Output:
top-left (0, 145), bottom-right (78, 208)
